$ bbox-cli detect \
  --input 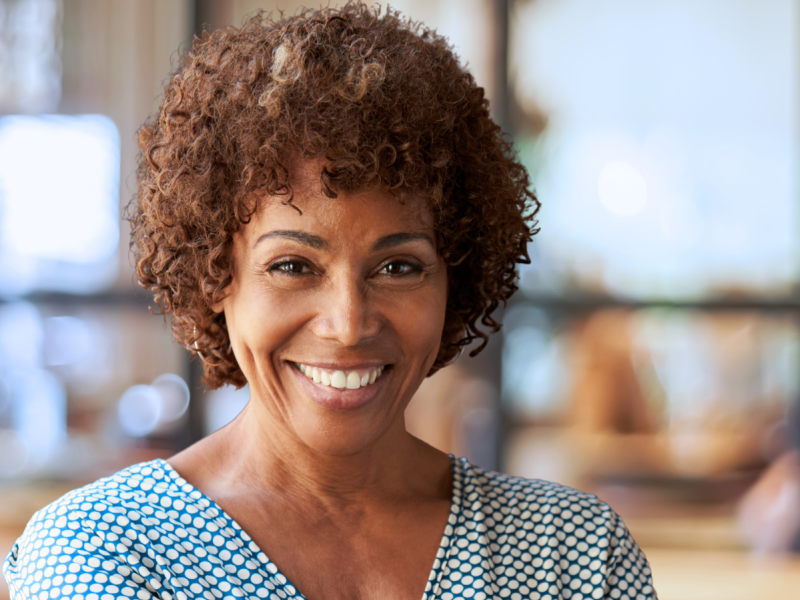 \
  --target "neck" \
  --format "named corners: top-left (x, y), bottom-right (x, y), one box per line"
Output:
top-left (197, 397), bottom-right (450, 509)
